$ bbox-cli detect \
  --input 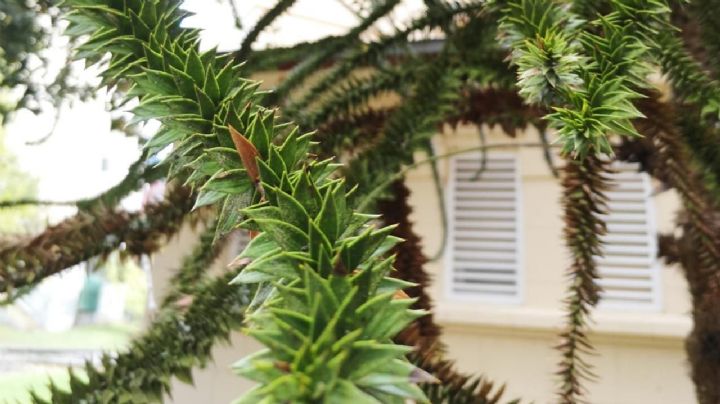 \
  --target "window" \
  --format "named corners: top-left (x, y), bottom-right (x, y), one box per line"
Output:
top-left (597, 162), bottom-right (660, 309)
top-left (445, 153), bottom-right (522, 303)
